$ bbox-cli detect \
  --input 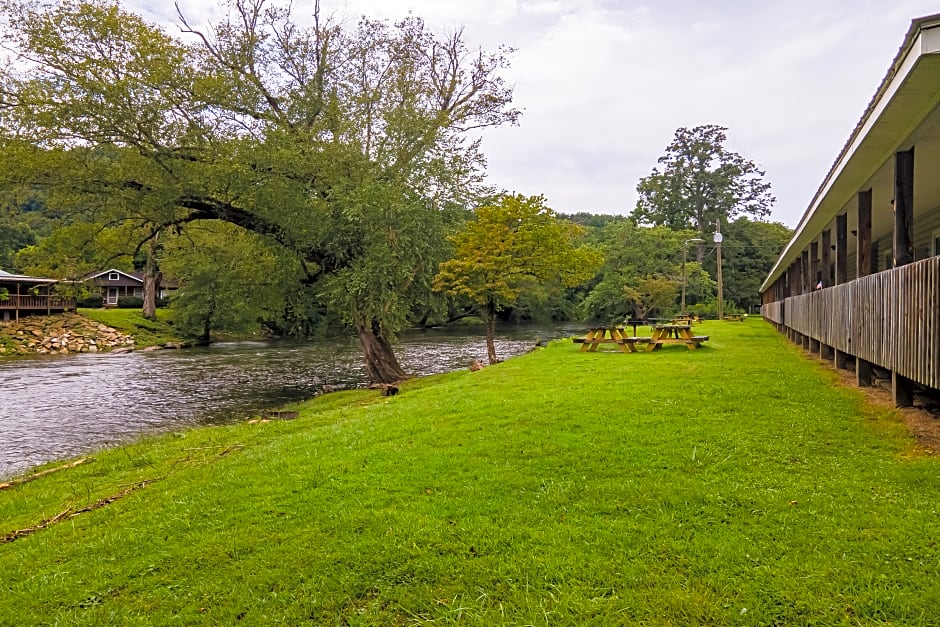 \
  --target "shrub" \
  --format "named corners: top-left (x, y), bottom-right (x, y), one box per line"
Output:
top-left (117, 296), bottom-right (144, 309)
top-left (76, 294), bottom-right (104, 308)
